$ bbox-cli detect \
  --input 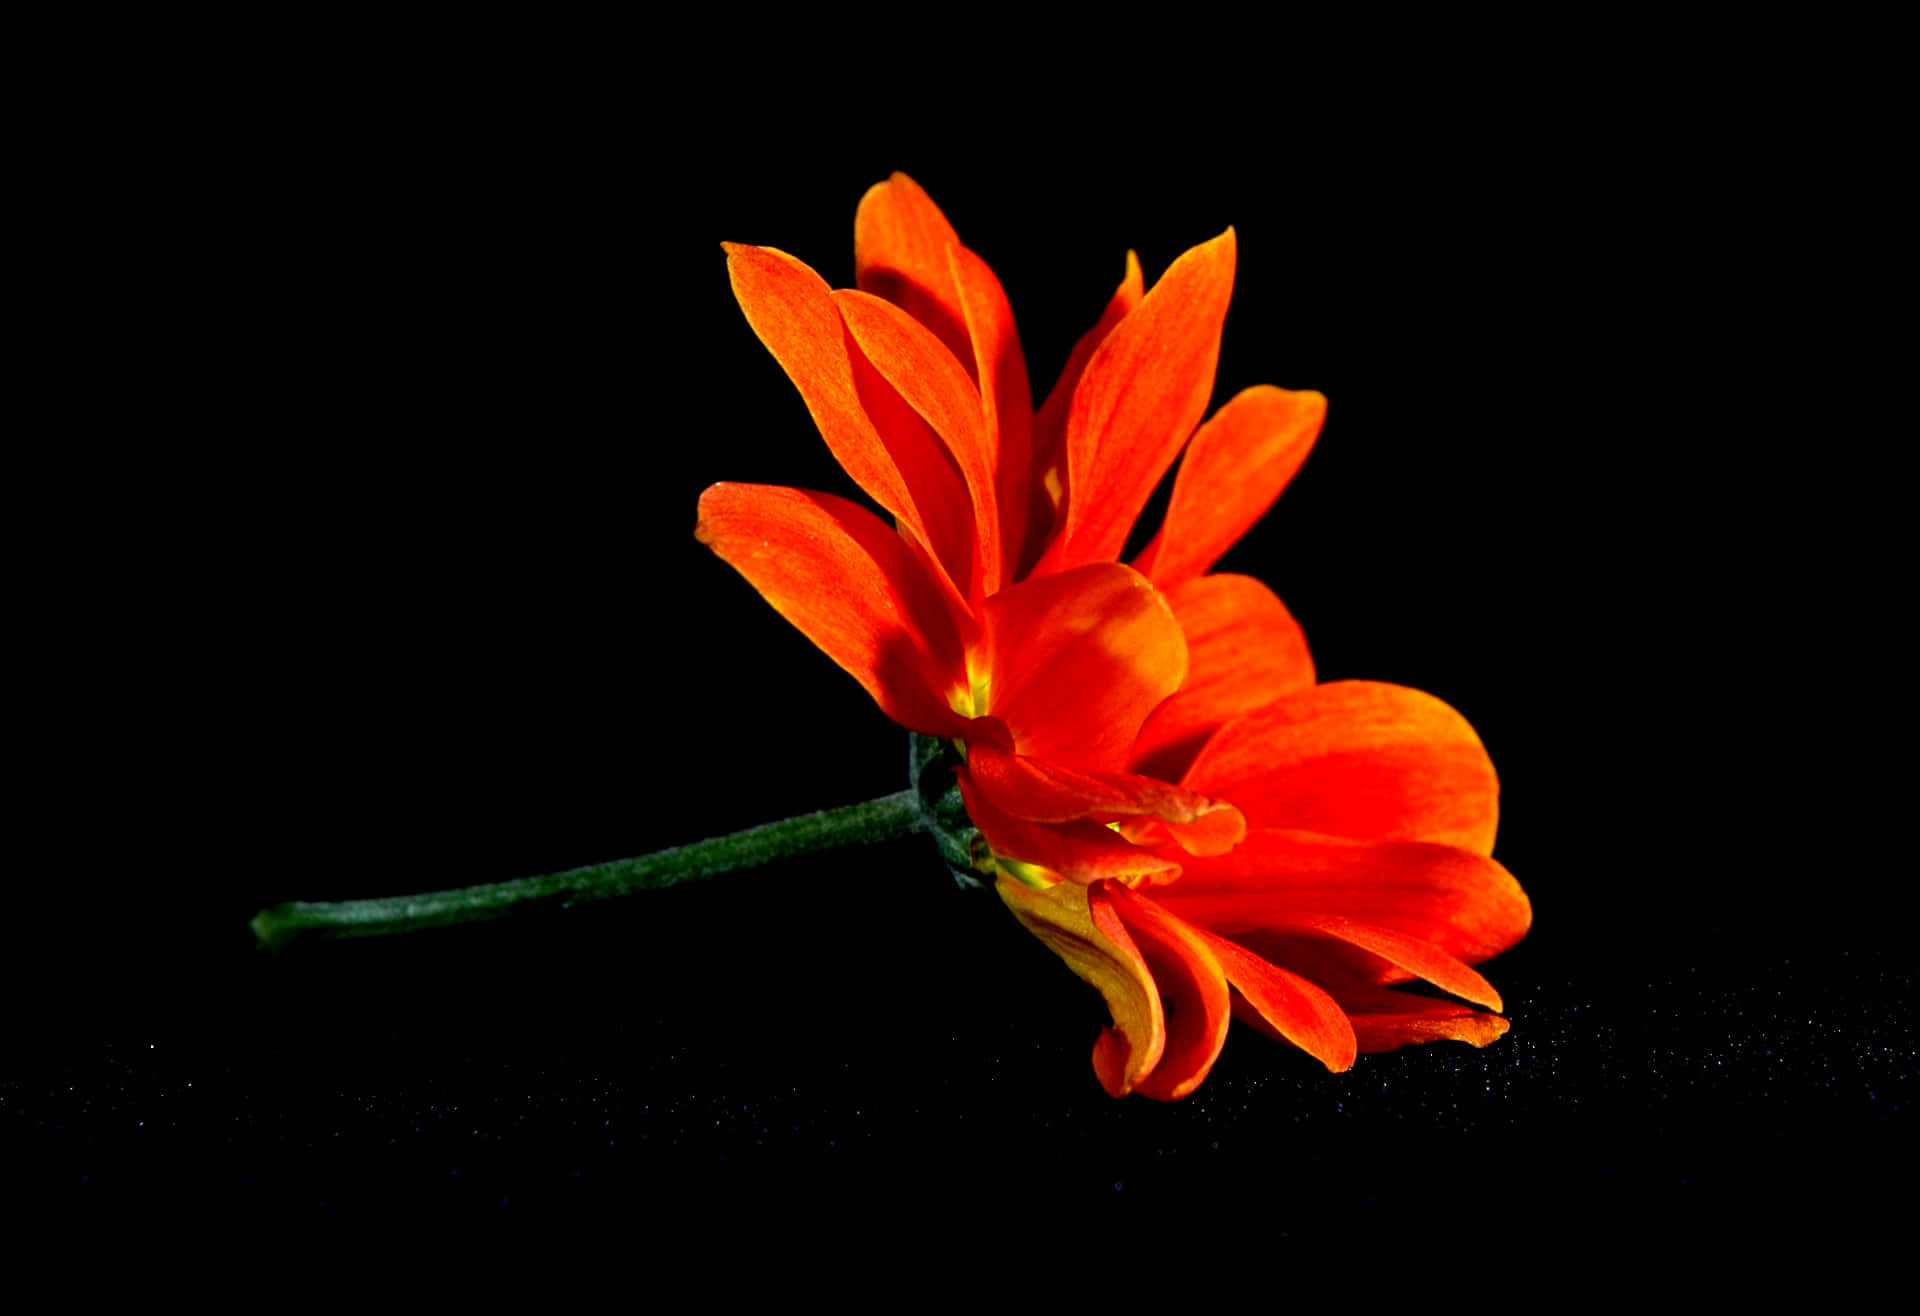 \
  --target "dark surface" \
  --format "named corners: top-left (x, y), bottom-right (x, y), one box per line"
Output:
top-left (18, 38), bottom-right (1905, 1256)
top-left (10, 893), bottom-right (1911, 1250)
